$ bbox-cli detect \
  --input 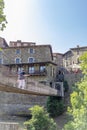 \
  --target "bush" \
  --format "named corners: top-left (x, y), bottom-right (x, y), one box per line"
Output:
top-left (46, 96), bottom-right (65, 117)
top-left (24, 105), bottom-right (57, 130)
